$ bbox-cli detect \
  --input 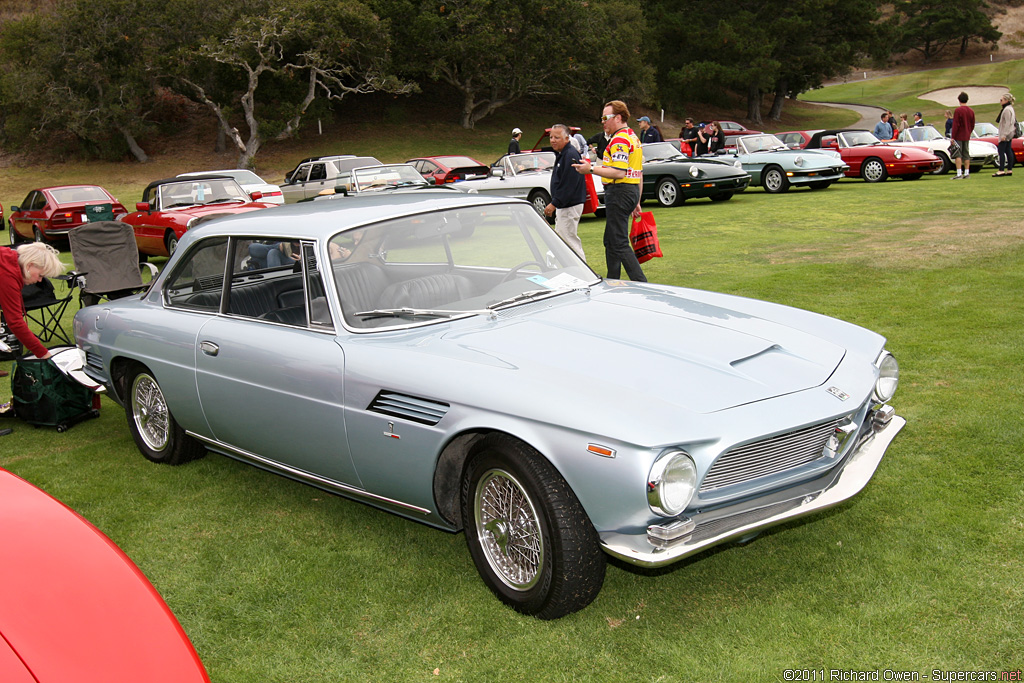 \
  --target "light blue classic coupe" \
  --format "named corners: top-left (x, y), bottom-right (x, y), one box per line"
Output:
top-left (74, 192), bottom-right (903, 619)
top-left (726, 133), bottom-right (849, 193)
